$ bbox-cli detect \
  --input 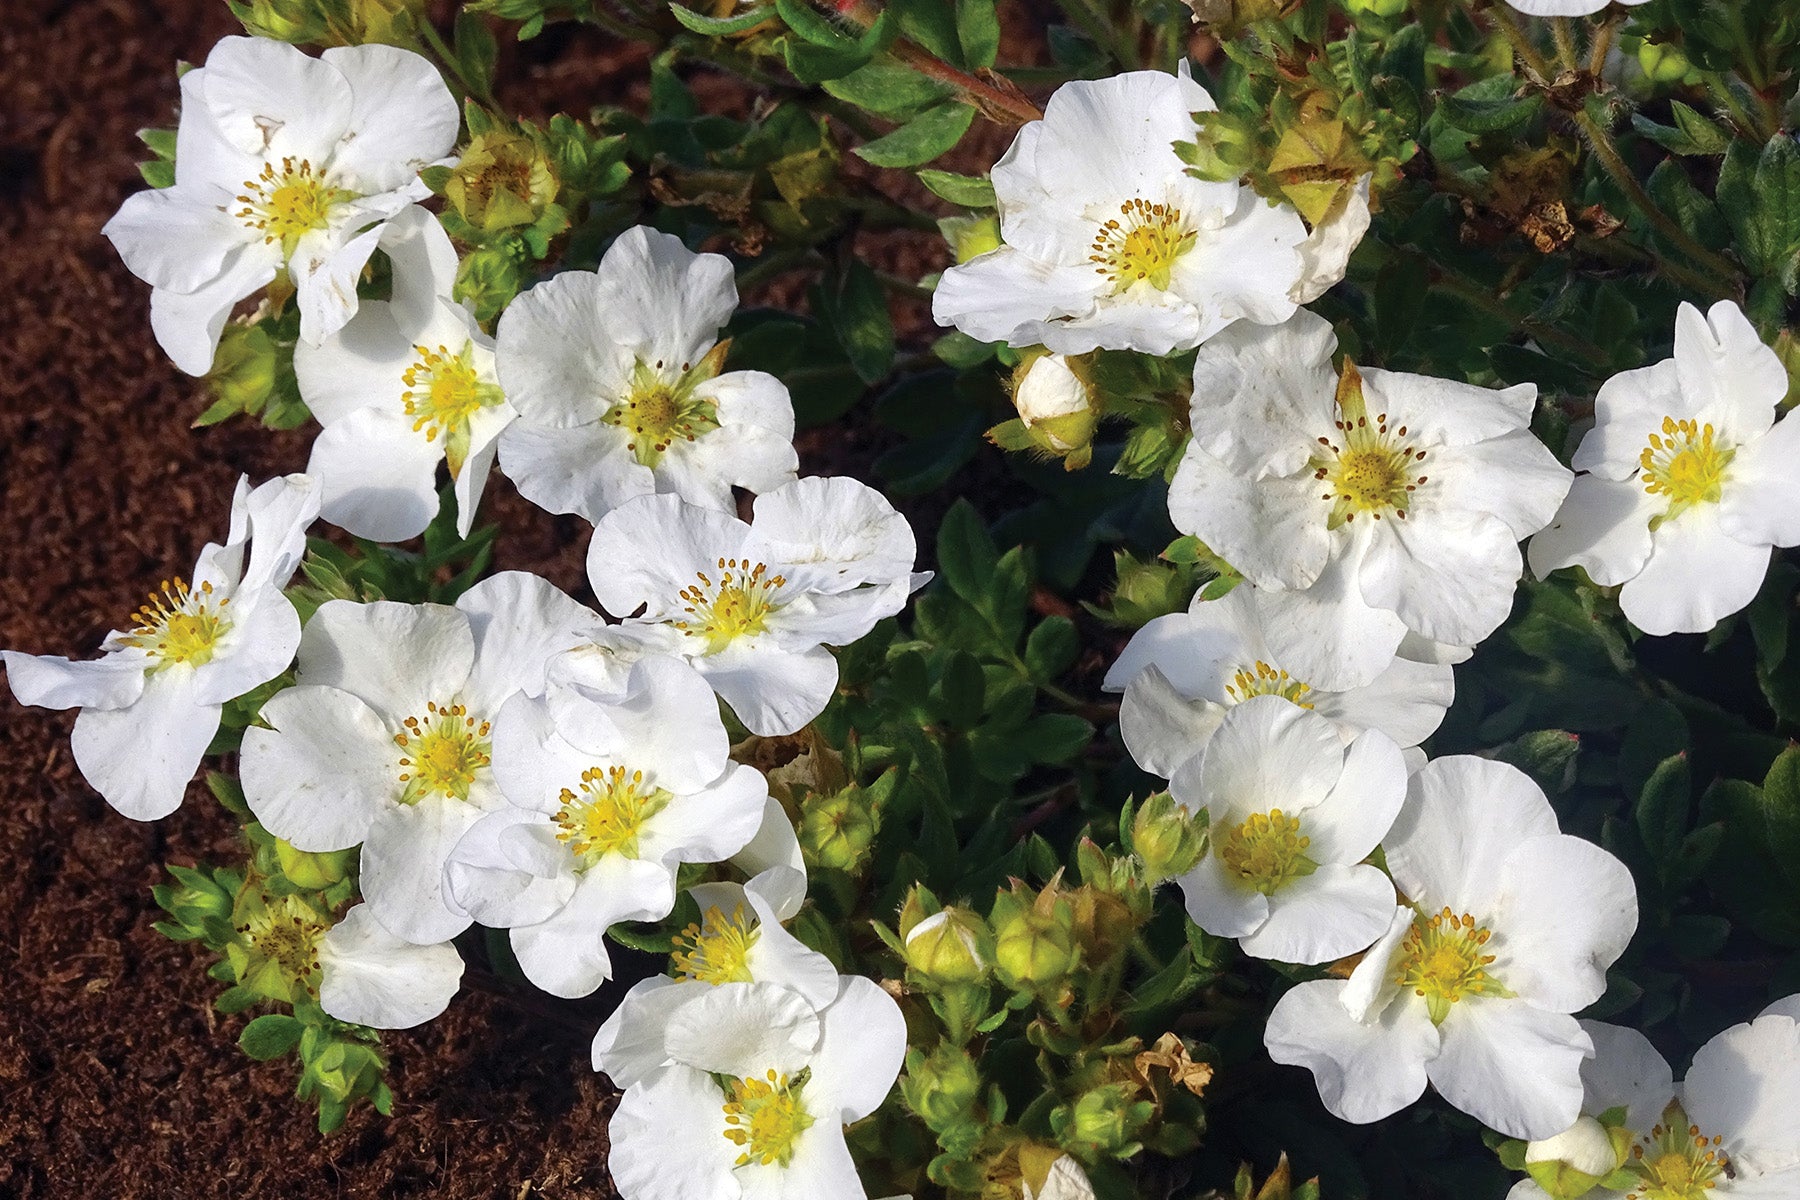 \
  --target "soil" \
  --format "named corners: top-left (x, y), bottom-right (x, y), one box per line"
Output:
top-left (0, 2), bottom-right (993, 1196)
